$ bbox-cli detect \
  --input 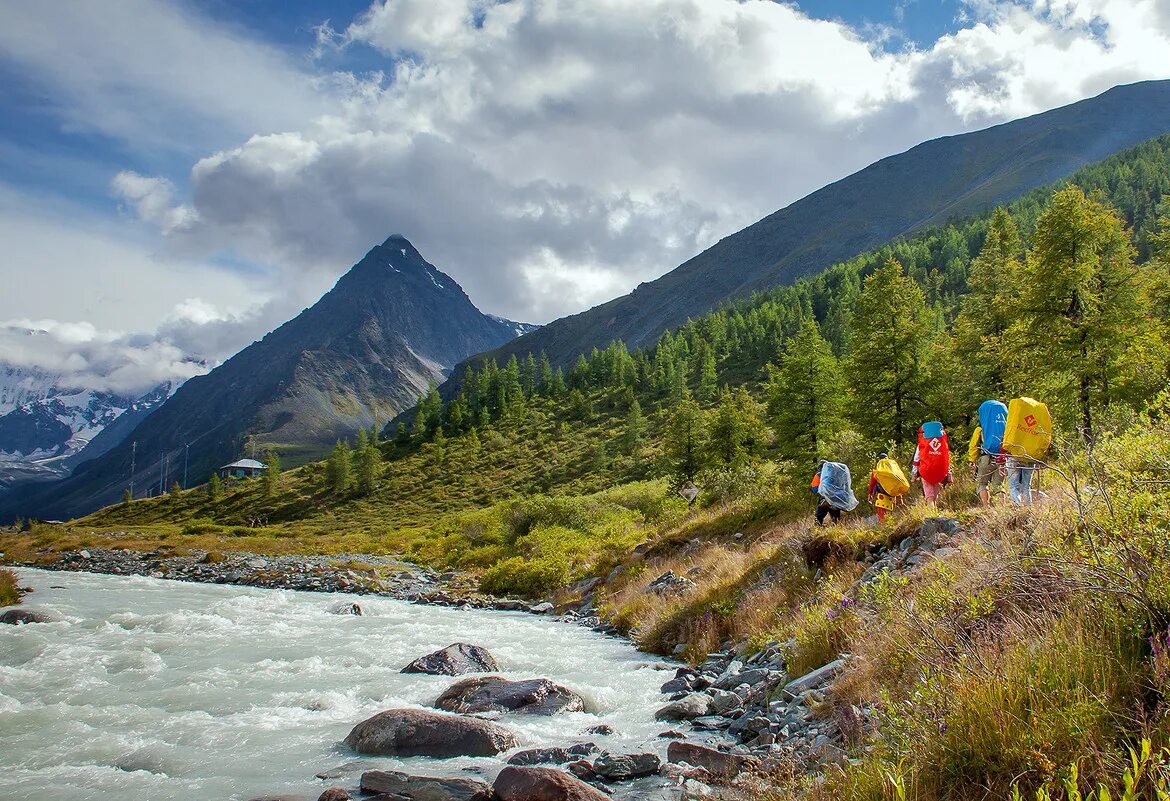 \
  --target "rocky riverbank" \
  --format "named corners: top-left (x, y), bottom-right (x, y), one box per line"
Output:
top-left (3, 516), bottom-right (969, 800)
